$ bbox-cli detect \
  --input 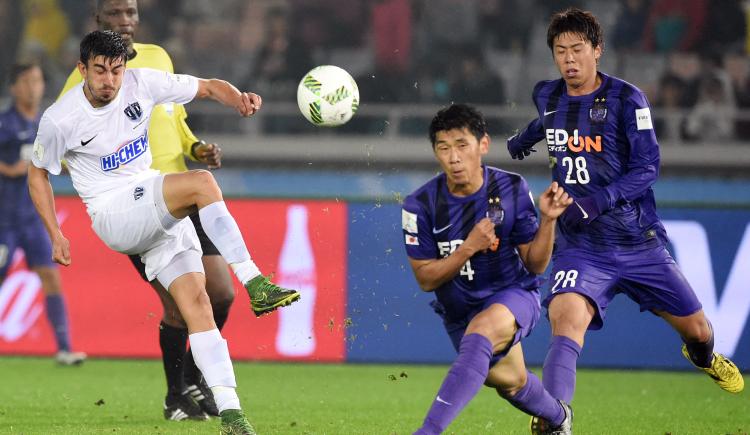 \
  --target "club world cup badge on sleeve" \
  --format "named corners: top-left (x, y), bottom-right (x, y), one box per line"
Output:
top-left (589, 97), bottom-right (608, 123)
